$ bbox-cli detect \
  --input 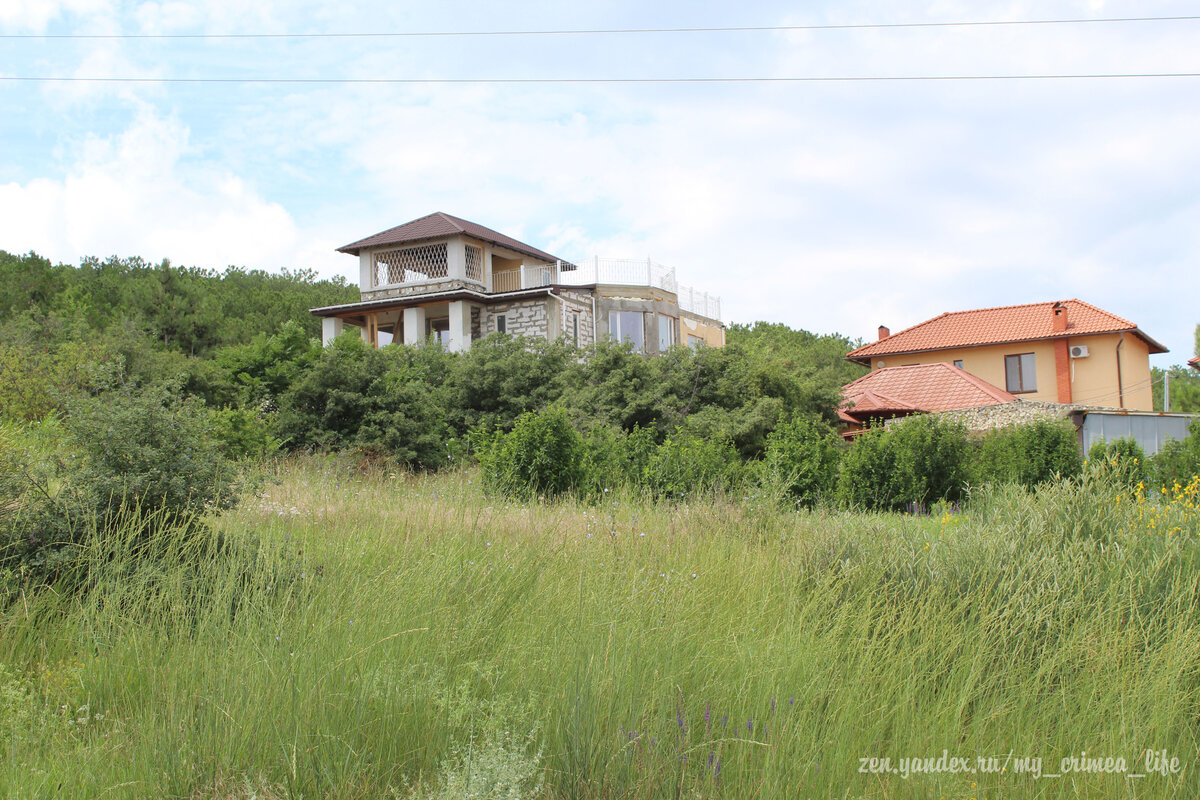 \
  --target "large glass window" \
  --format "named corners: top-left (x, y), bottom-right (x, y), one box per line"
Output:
top-left (609, 311), bottom-right (645, 351)
top-left (1004, 353), bottom-right (1037, 393)
top-left (658, 314), bottom-right (675, 351)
